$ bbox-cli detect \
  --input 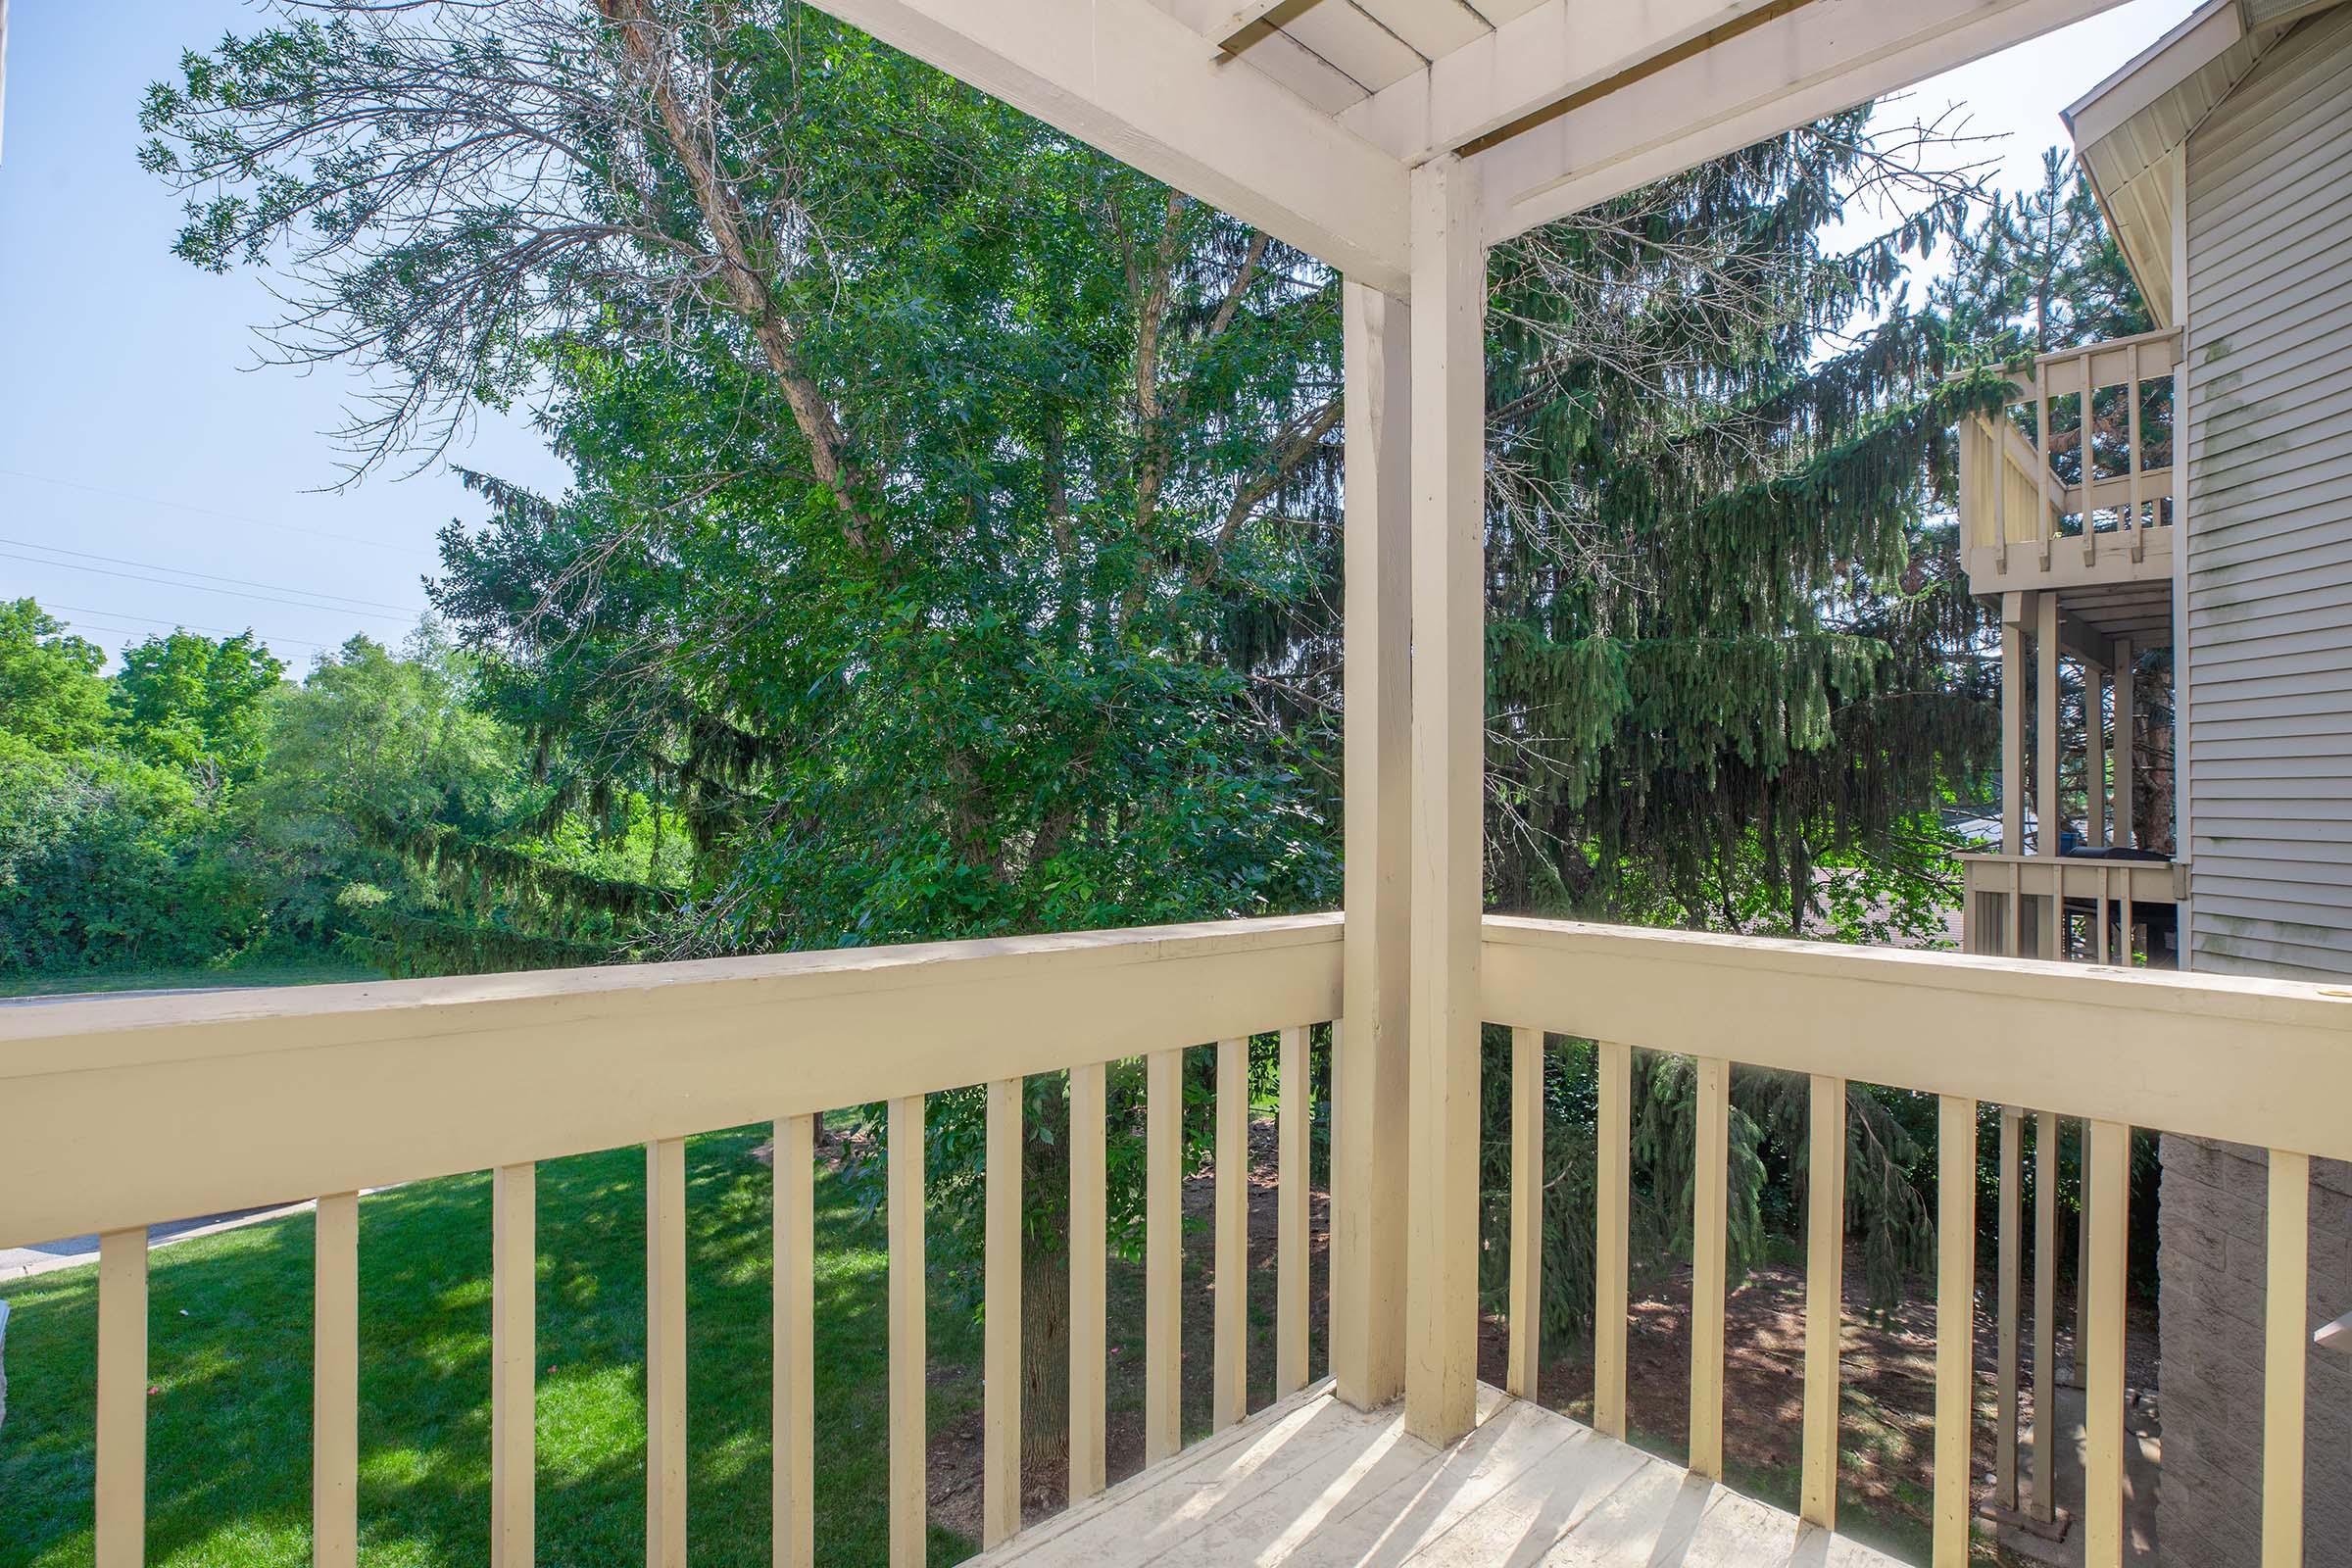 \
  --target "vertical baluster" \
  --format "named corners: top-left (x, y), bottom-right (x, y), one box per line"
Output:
top-left (314, 1193), bottom-right (360, 1568)
top-left (2263, 1150), bottom-right (2309, 1568)
top-left (984, 1079), bottom-right (1023, 1546)
top-left (493, 1166), bottom-right (535, 1568)
top-left (96, 1227), bottom-right (147, 1568)
top-left (2097, 867), bottom-right (2113, 964)
top-left (2074, 1121), bottom-right (2091, 1392)
top-left (2035, 365), bottom-right (2055, 565)
top-left (647, 1139), bottom-right (688, 1568)
top-left (1276, 1026), bottom-right (1309, 1399)
top-left (1593, 1041), bottom-right (1631, 1442)
top-left (1507, 1027), bottom-right (1543, 1400)
top-left (775, 1118), bottom-right (815, 1568)
top-left (1690, 1056), bottom-right (1729, 1481)
top-left (2082, 1119), bottom-right (2131, 1568)
top-left (1069, 1062), bottom-right (1109, 1501)
top-left (889, 1096), bottom-right (927, 1568)
top-left (1214, 1038), bottom-right (1248, 1431)
top-left (1800, 1075), bottom-right (1845, 1530)
top-left (1145, 1049), bottom-right (1182, 1464)
top-left (2128, 363), bottom-right (2144, 561)
top-left (1995, 1111), bottom-right (2022, 1512)
top-left (1934, 1096), bottom-right (1979, 1568)
top-left (2033, 1111), bottom-right (2058, 1523)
